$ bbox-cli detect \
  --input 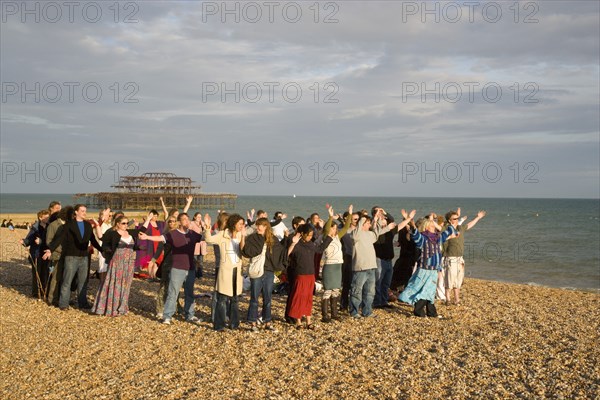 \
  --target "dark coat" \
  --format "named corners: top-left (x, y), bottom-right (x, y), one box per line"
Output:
top-left (59, 219), bottom-right (102, 257)
top-left (242, 233), bottom-right (286, 273)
